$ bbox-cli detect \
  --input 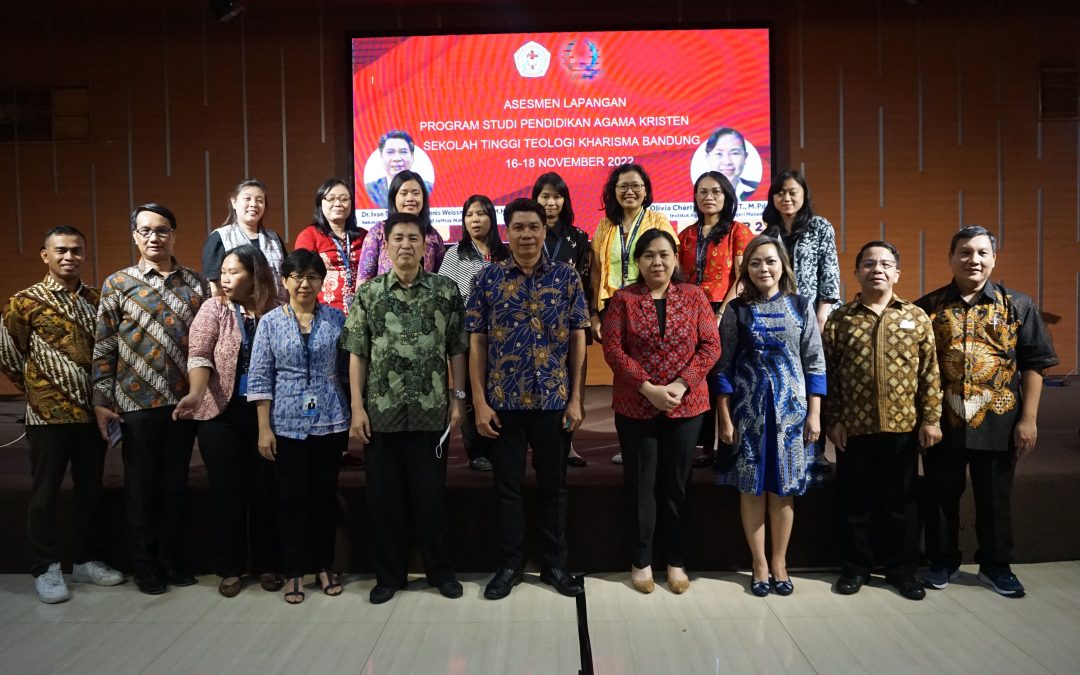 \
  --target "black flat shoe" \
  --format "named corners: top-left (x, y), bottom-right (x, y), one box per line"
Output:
top-left (369, 585), bottom-right (398, 604)
top-left (566, 455), bottom-right (587, 468)
top-left (750, 579), bottom-right (770, 597)
top-left (540, 567), bottom-right (584, 597)
top-left (318, 570), bottom-right (343, 596)
top-left (484, 567), bottom-right (524, 600)
top-left (135, 569), bottom-right (167, 595)
top-left (284, 577), bottom-right (305, 605)
top-left (435, 580), bottom-right (463, 599)
top-left (771, 577), bottom-right (794, 596)
top-left (161, 567), bottom-right (196, 587)
top-left (888, 578), bottom-right (926, 601)
top-left (836, 574), bottom-right (868, 595)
